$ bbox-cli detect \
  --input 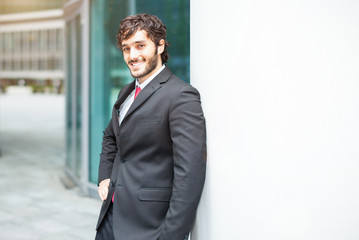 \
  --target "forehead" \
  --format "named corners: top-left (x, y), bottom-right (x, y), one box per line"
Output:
top-left (122, 30), bottom-right (153, 45)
